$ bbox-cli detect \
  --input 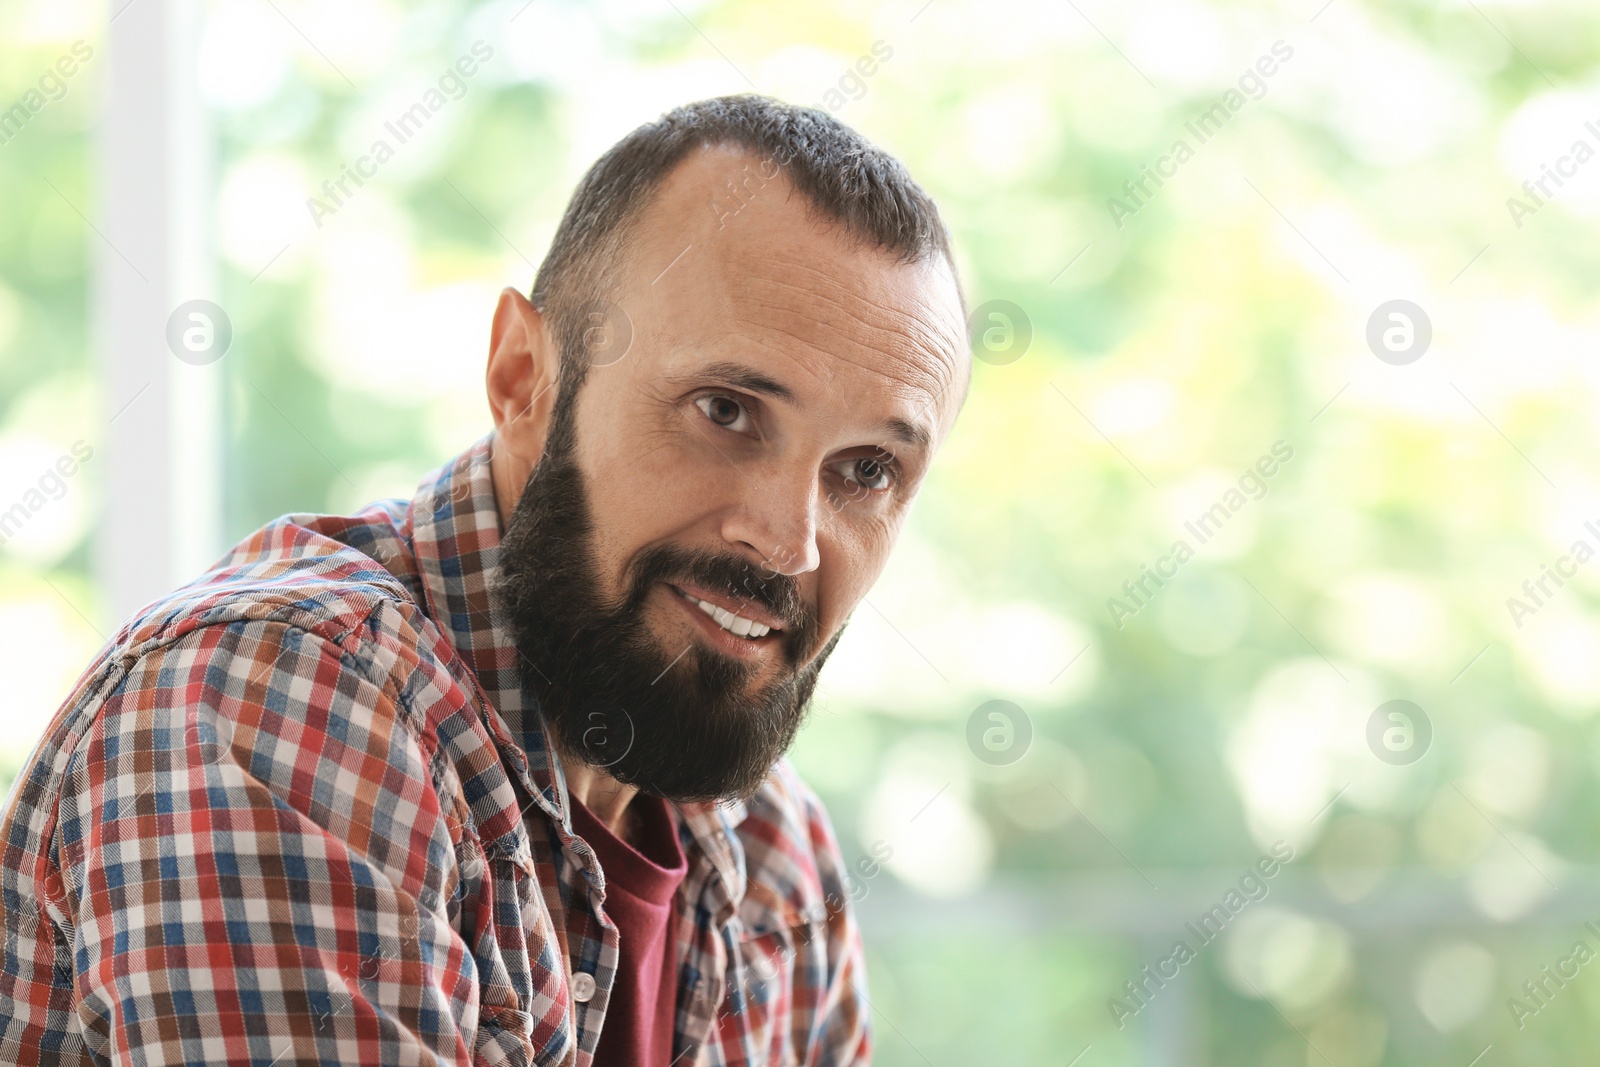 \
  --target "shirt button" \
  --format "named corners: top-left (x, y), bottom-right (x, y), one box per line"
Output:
top-left (571, 971), bottom-right (596, 1002)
